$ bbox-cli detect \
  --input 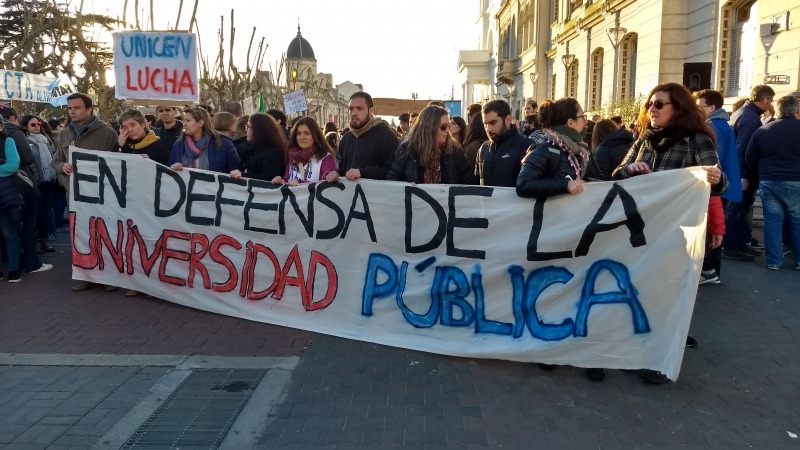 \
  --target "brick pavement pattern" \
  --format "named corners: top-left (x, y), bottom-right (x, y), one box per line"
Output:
top-left (0, 365), bottom-right (168, 449)
top-left (255, 254), bottom-right (800, 449)
top-left (0, 242), bottom-right (311, 357)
